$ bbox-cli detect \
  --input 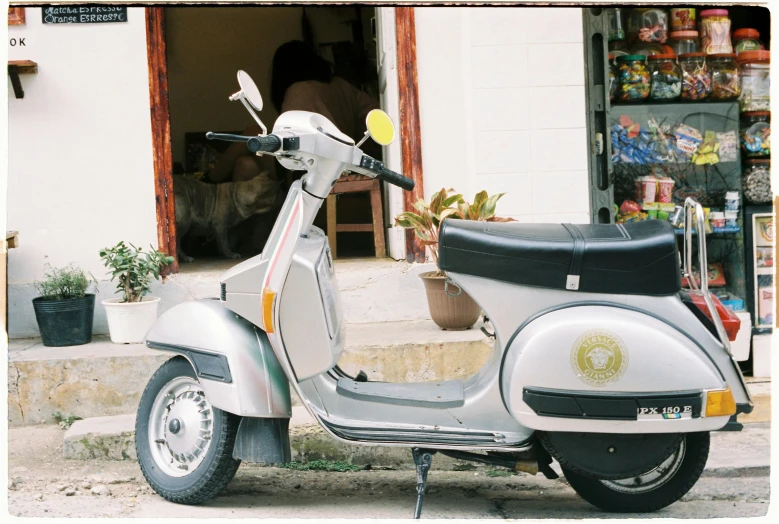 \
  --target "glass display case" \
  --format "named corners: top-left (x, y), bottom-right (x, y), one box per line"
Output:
top-left (610, 101), bottom-right (746, 306)
top-left (744, 206), bottom-right (775, 331)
